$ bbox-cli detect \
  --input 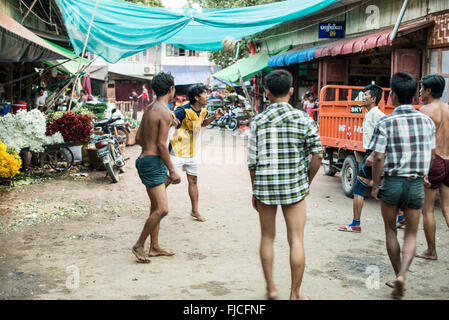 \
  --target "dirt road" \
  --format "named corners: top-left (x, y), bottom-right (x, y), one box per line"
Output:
top-left (1, 129), bottom-right (448, 300)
